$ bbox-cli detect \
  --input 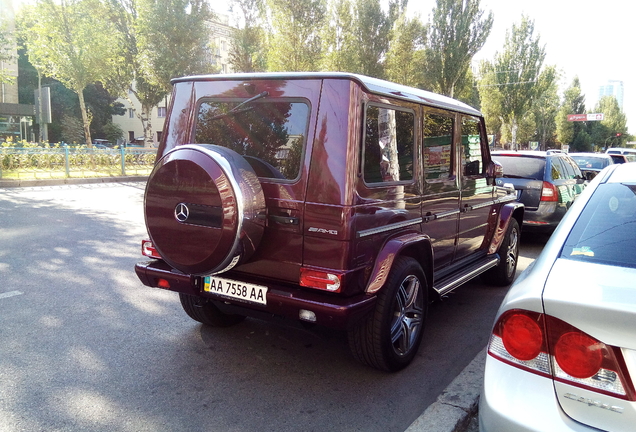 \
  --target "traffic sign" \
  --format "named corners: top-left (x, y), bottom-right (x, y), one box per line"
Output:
top-left (567, 113), bottom-right (604, 121)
